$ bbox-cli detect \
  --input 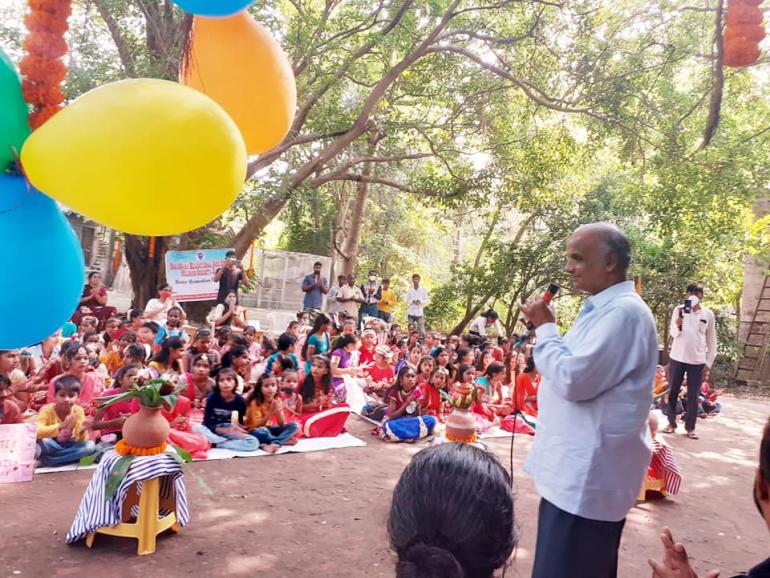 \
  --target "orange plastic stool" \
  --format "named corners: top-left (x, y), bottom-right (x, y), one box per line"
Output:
top-left (85, 476), bottom-right (180, 555)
